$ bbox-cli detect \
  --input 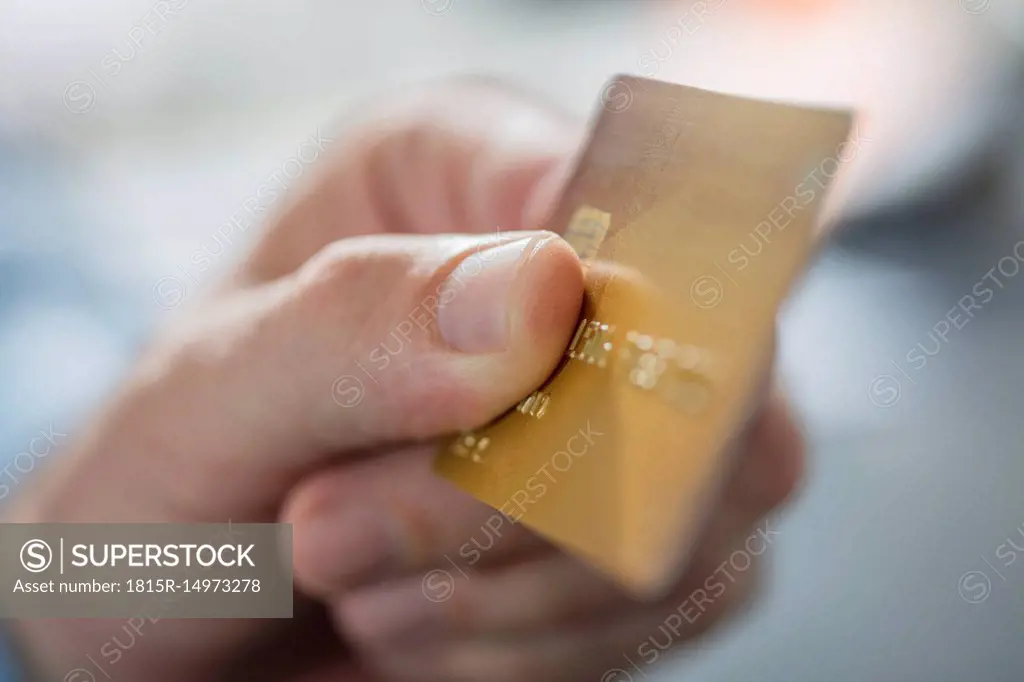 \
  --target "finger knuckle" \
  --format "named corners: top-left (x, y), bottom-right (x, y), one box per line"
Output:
top-left (291, 239), bottom-right (416, 361)
top-left (301, 238), bottom-right (412, 295)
